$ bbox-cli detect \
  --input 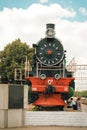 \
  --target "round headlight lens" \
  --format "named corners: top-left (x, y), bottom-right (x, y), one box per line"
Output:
top-left (46, 28), bottom-right (55, 38)
top-left (54, 74), bottom-right (61, 80)
top-left (40, 74), bottom-right (46, 80)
